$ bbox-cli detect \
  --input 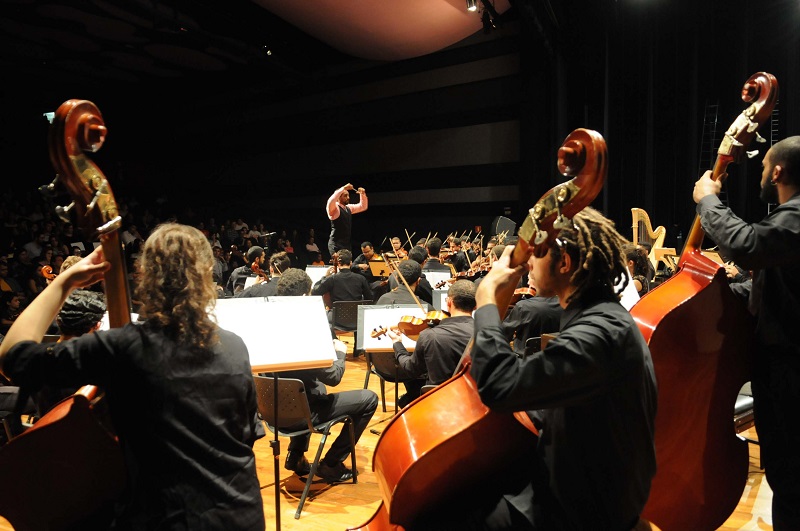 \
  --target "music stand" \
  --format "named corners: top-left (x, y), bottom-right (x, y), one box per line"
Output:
top-left (215, 297), bottom-right (335, 530)
top-left (368, 260), bottom-right (392, 279)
